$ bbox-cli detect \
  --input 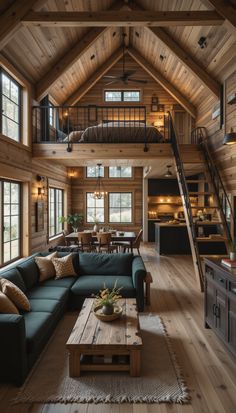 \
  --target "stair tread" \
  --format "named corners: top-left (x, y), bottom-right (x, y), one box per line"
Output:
top-left (200, 254), bottom-right (229, 259)
top-left (196, 237), bottom-right (227, 242)
top-left (189, 192), bottom-right (213, 195)
top-left (190, 205), bottom-right (219, 208)
top-left (186, 180), bottom-right (208, 183)
top-left (194, 221), bottom-right (222, 225)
